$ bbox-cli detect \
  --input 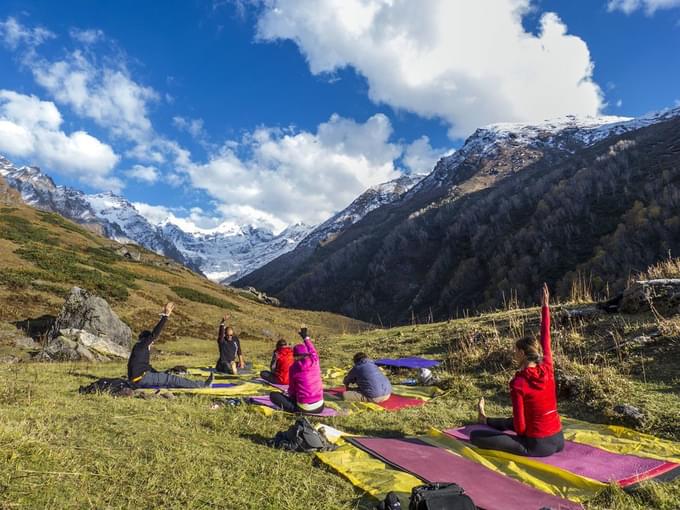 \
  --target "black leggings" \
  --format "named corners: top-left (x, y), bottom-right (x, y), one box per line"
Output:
top-left (470, 417), bottom-right (564, 457)
top-left (269, 392), bottom-right (324, 414)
